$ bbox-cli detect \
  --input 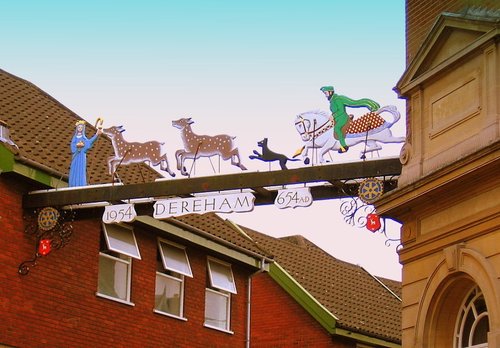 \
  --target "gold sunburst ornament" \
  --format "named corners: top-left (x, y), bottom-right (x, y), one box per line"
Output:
top-left (37, 207), bottom-right (60, 231)
top-left (358, 178), bottom-right (384, 204)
